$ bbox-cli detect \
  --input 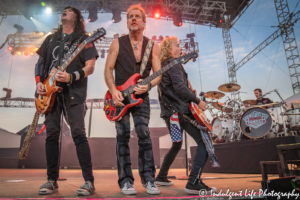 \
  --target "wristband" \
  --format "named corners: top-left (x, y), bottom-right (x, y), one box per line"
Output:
top-left (147, 82), bottom-right (152, 92)
top-left (35, 76), bottom-right (41, 84)
top-left (72, 69), bottom-right (85, 81)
